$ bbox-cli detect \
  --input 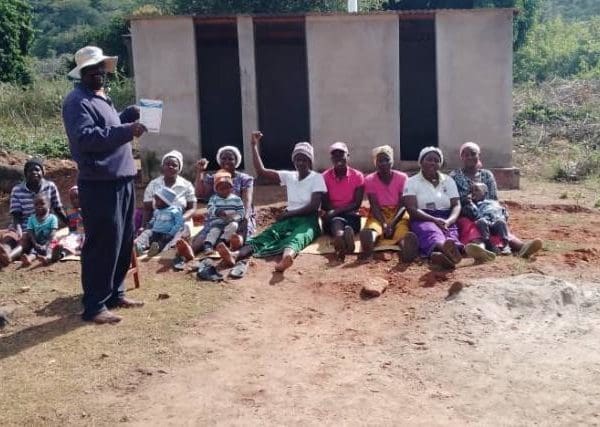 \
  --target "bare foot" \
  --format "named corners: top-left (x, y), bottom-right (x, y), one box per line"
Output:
top-left (89, 310), bottom-right (122, 324)
top-left (0, 244), bottom-right (10, 267)
top-left (175, 239), bottom-right (194, 261)
top-left (20, 254), bottom-right (32, 267)
top-left (216, 242), bottom-right (236, 267)
top-left (274, 253), bottom-right (293, 272)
